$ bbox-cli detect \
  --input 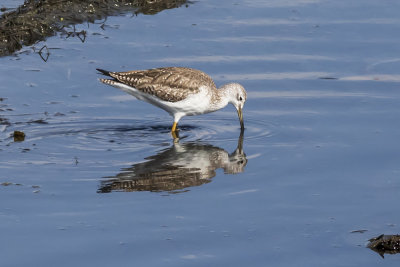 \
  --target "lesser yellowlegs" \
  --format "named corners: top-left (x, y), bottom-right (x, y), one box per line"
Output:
top-left (96, 67), bottom-right (247, 135)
